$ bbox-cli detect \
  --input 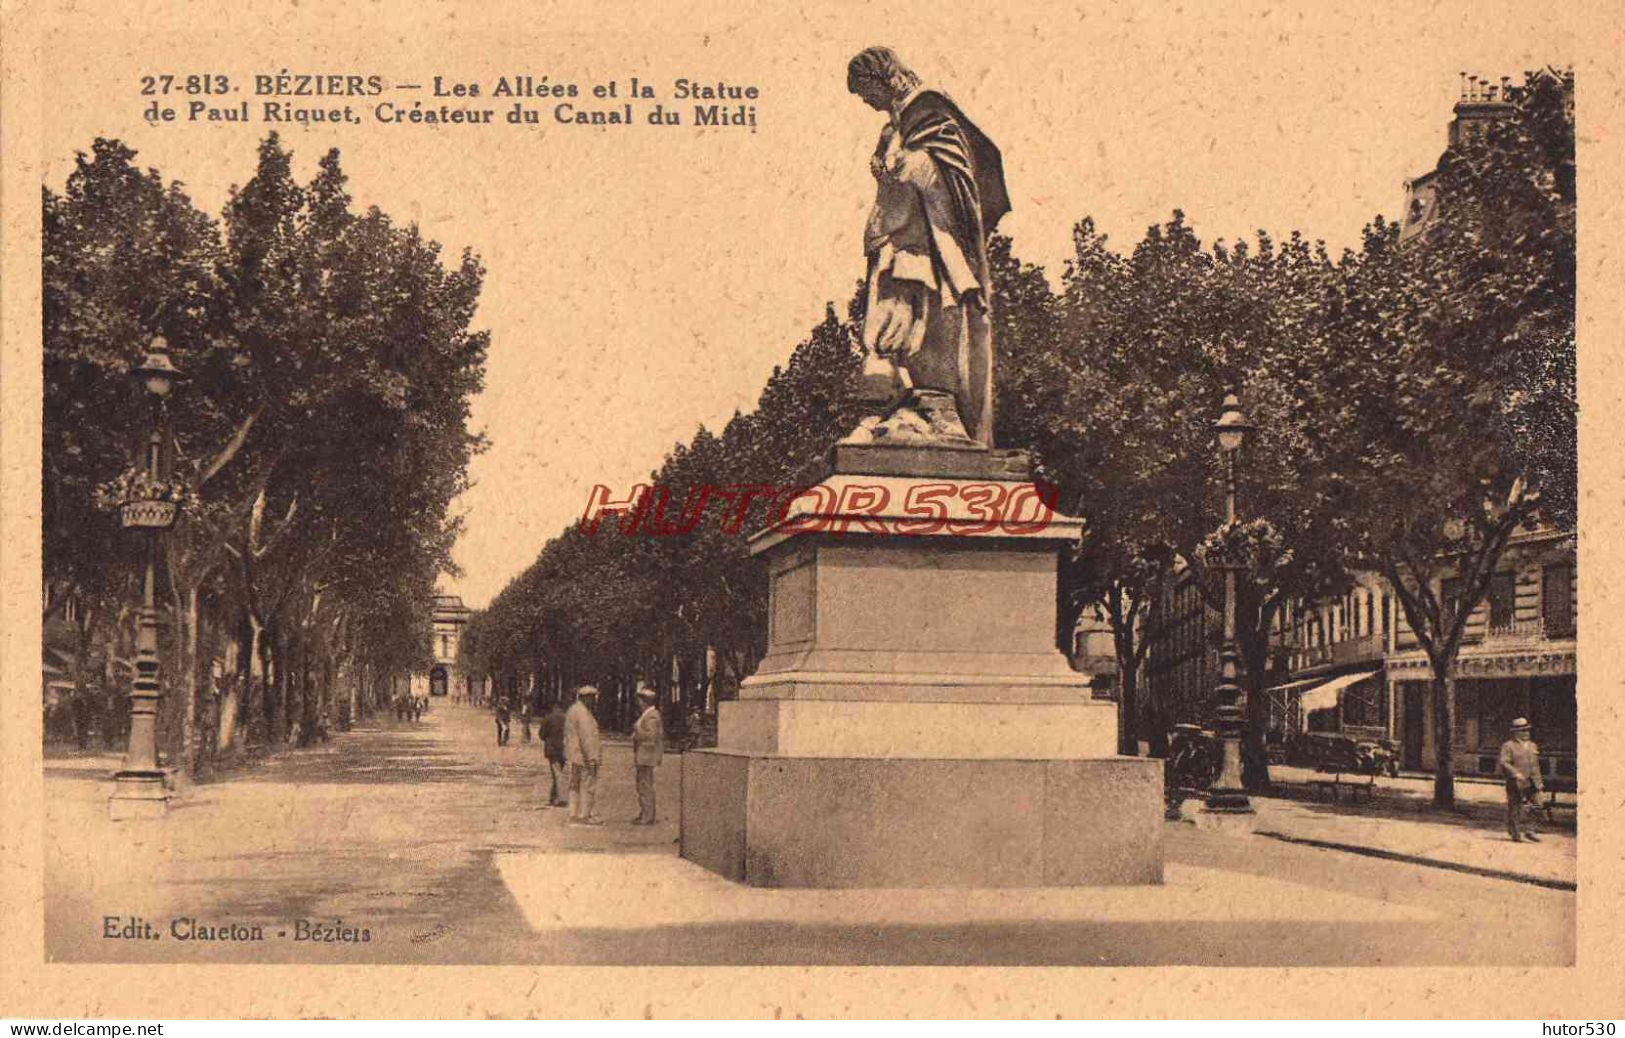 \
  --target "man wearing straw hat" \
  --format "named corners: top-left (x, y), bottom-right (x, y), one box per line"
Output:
top-left (1497, 717), bottom-right (1544, 843)
top-left (631, 684), bottom-right (665, 825)
top-left (564, 685), bottom-right (604, 826)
